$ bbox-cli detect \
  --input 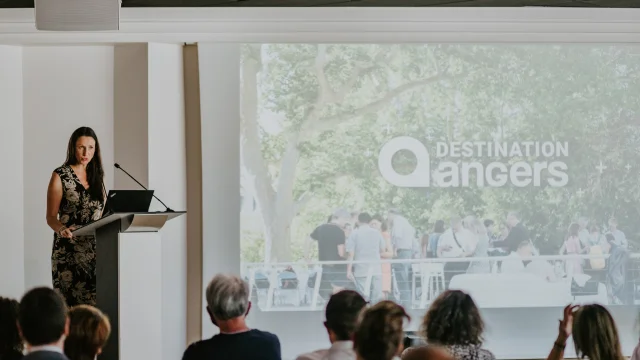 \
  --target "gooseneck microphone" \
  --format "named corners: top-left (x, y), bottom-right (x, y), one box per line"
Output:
top-left (114, 163), bottom-right (175, 212)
